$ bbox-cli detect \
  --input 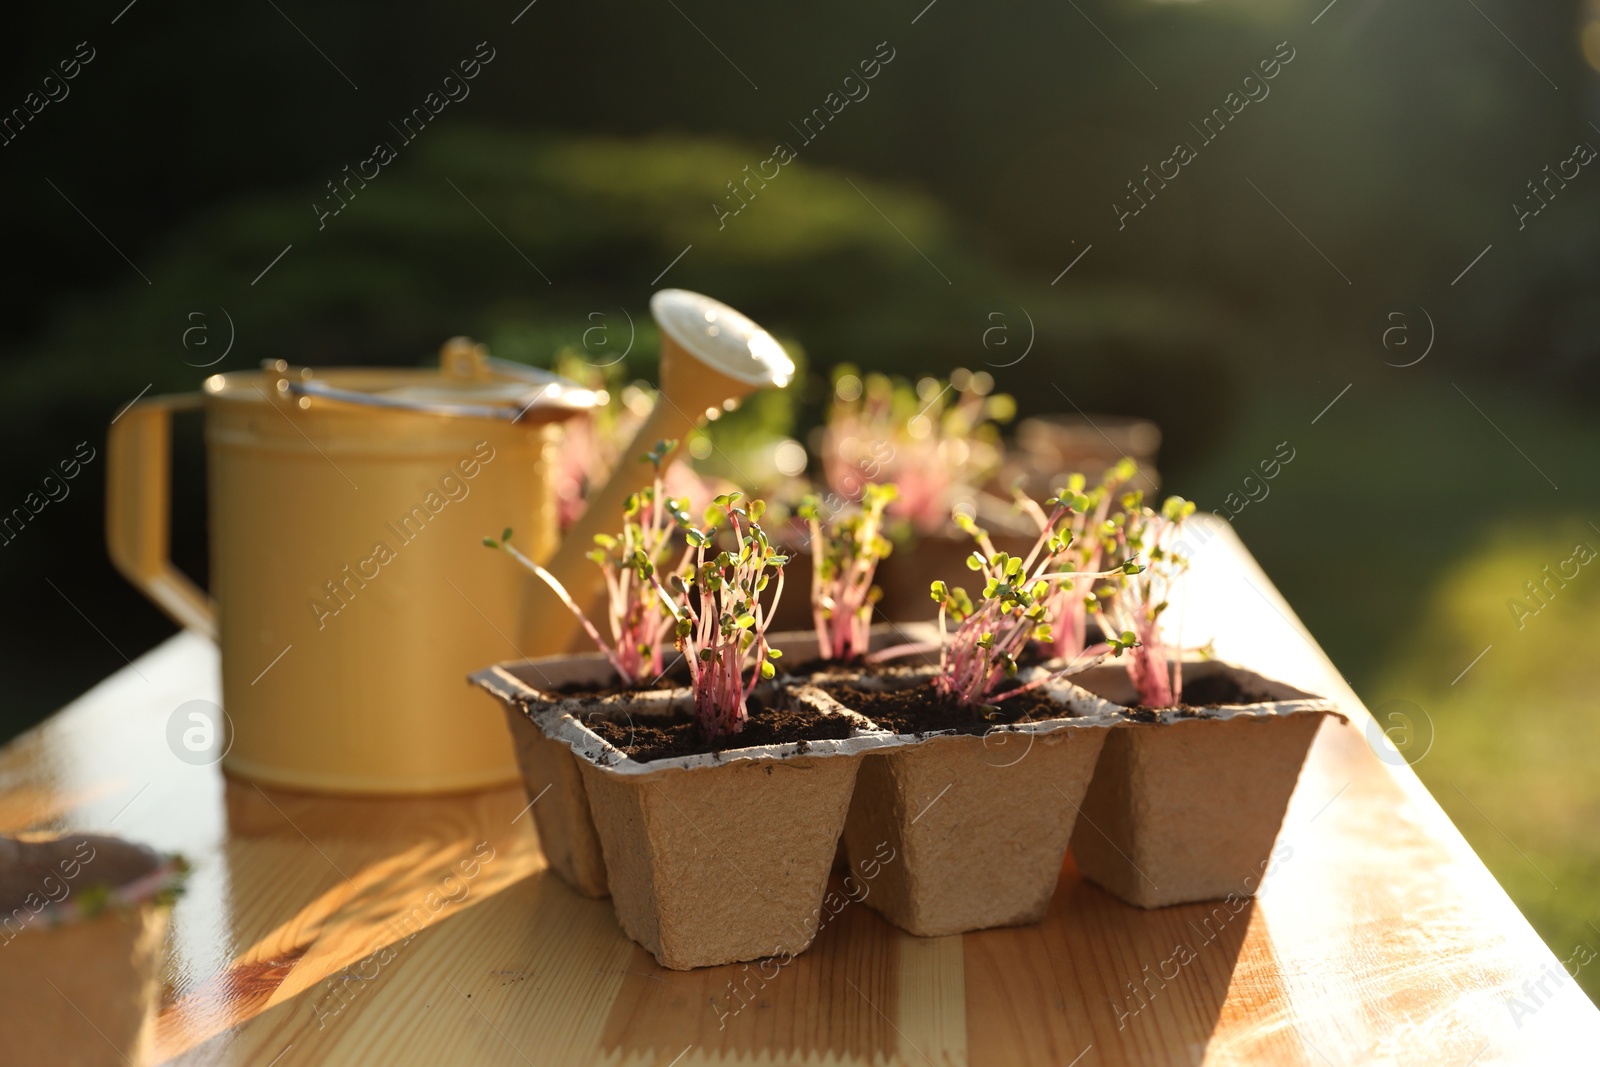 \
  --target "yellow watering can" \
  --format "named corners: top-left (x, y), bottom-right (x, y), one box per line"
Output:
top-left (106, 290), bottom-right (793, 794)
